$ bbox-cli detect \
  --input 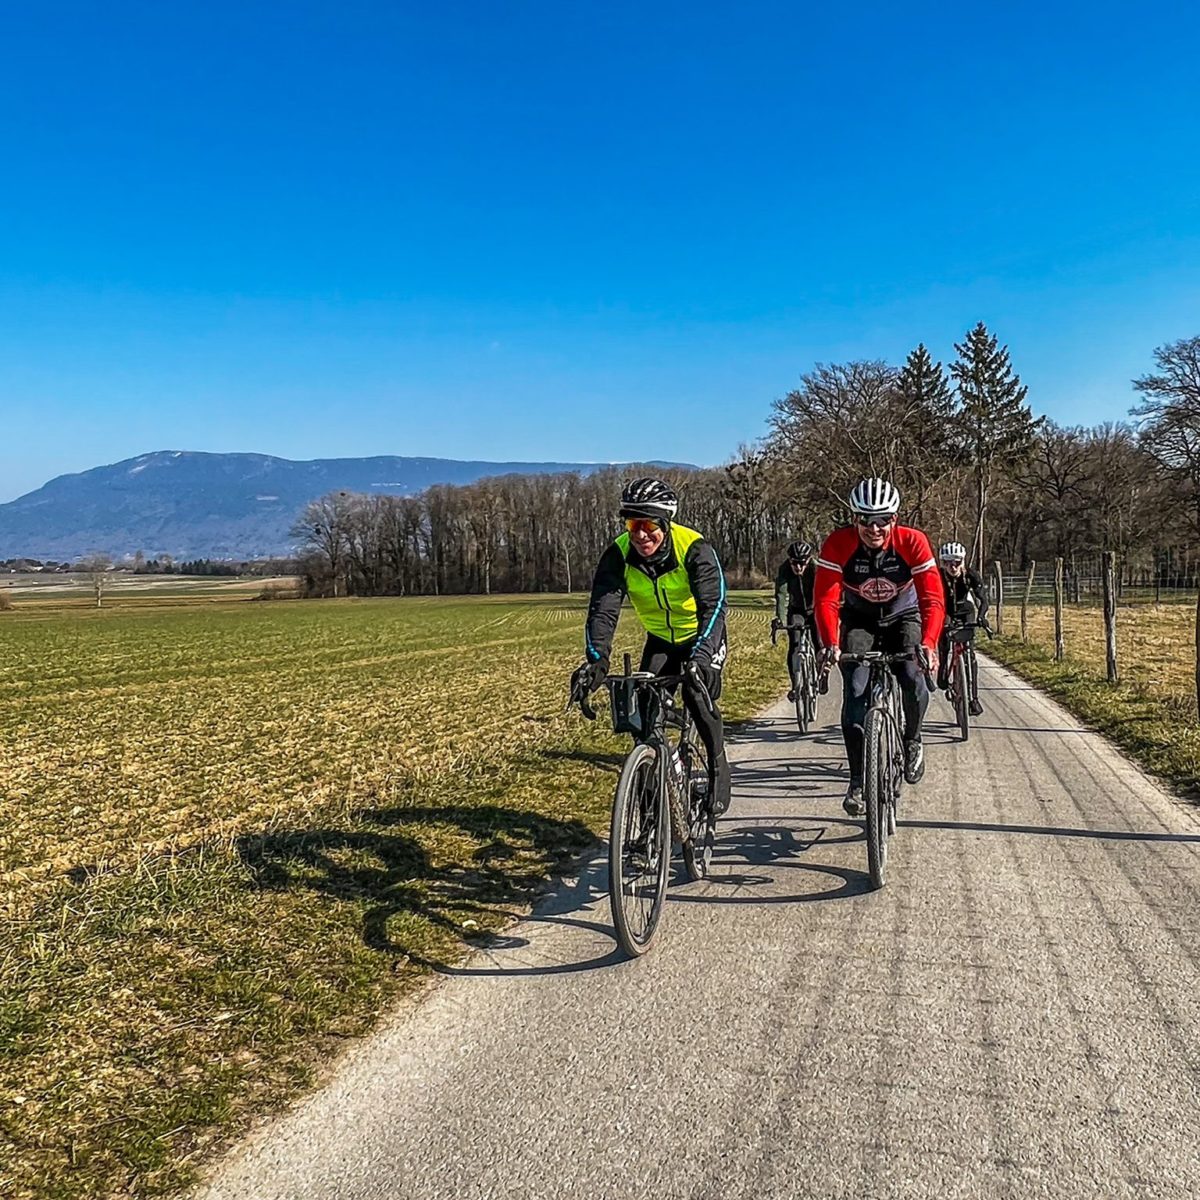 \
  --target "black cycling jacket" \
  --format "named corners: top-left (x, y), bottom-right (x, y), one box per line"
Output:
top-left (941, 566), bottom-right (990, 624)
top-left (774, 559), bottom-right (816, 625)
top-left (585, 530), bottom-right (728, 668)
